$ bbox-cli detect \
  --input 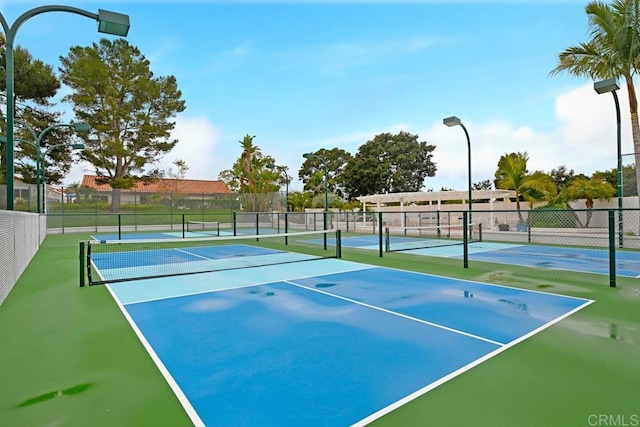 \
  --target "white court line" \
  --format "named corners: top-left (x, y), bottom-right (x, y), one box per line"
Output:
top-left (173, 247), bottom-right (215, 261)
top-left (104, 284), bottom-right (205, 427)
top-left (351, 298), bottom-right (595, 427)
top-left (375, 263), bottom-right (595, 302)
top-left (120, 259), bottom-right (377, 306)
top-left (283, 280), bottom-right (505, 347)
